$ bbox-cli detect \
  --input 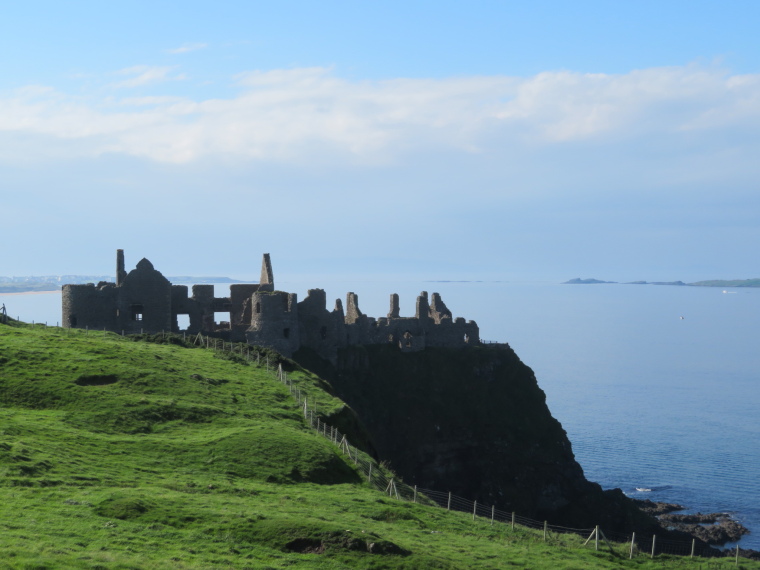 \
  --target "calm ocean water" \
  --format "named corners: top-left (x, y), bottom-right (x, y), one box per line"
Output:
top-left (3, 281), bottom-right (759, 549)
